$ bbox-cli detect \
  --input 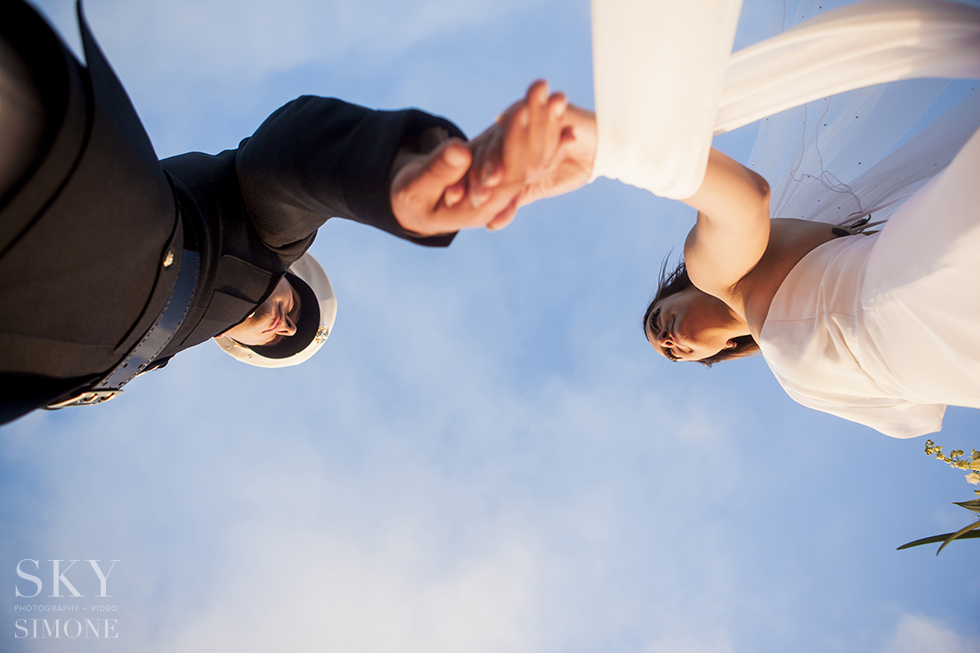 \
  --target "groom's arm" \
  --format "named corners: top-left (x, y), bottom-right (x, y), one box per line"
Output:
top-left (236, 96), bottom-right (467, 255)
